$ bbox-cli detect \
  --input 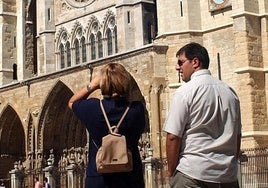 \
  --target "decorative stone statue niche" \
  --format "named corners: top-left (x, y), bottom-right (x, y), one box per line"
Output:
top-left (47, 149), bottom-right (55, 167)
